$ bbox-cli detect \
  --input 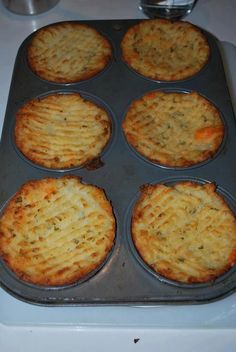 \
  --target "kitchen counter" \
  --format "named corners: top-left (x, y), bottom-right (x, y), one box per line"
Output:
top-left (0, 1), bottom-right (236, 351)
